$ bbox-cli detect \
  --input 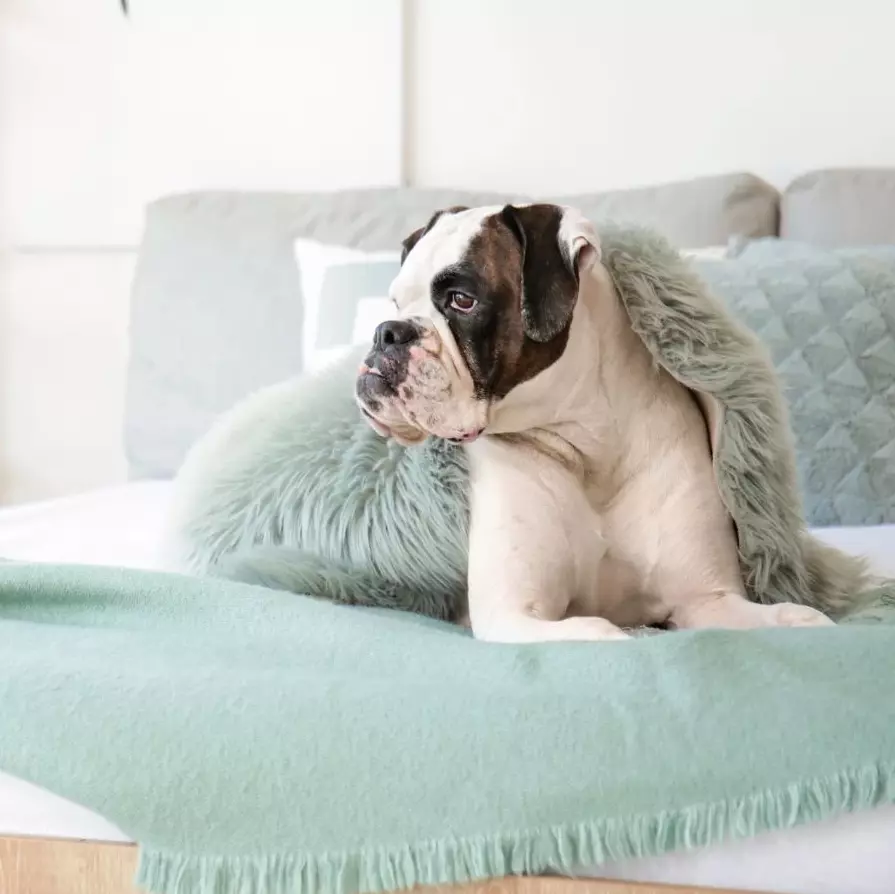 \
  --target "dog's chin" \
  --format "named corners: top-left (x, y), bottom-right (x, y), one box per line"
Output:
top-left (357, 404), bottom-right (428, 447)
top-left (356, 369), bottom-right (487, 447)
top-left (391, 428), bottom-right (428, 447)
top-left (420, 415), bottom-right (488, 445)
